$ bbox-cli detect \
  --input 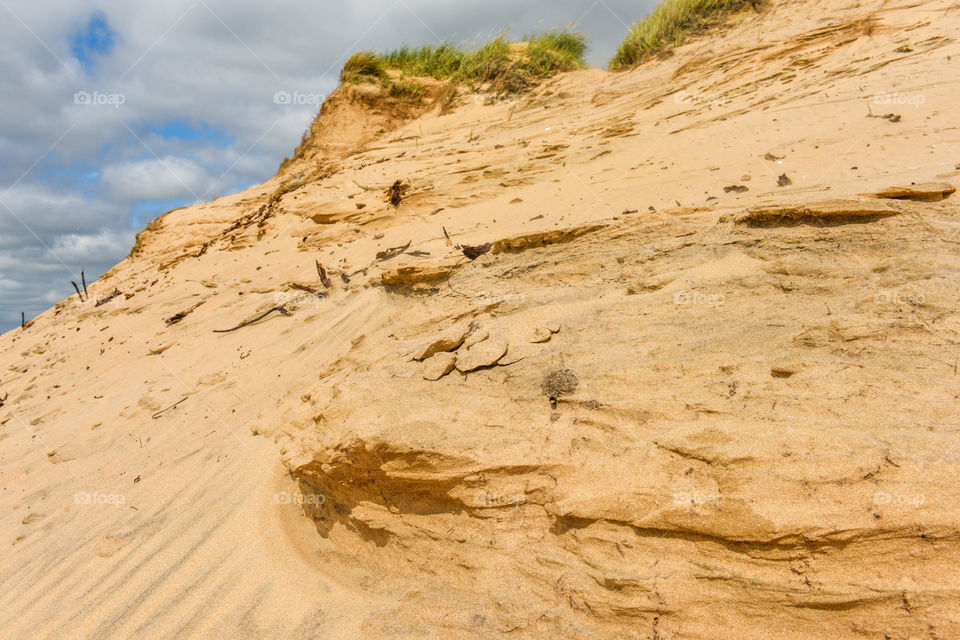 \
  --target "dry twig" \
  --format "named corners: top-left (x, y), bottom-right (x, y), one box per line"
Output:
top-left (213, 305), bottom-right (291, 333)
